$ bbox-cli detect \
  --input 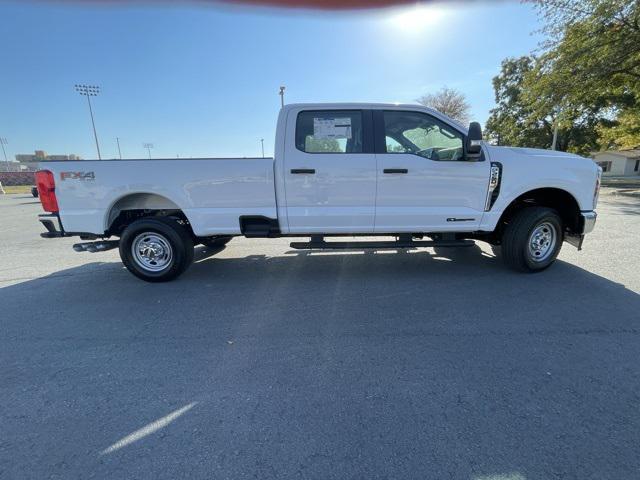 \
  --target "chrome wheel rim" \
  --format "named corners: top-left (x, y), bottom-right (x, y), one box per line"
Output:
top-left (131, 232), bottom-right (173, 272)
top-left (528, 221), bottom-right (557, 262)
